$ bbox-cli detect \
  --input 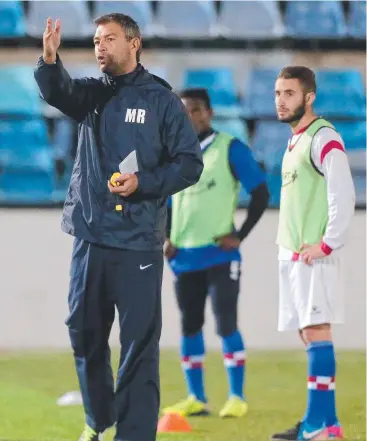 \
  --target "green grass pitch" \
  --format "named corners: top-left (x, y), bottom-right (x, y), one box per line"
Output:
top-left (0, 350), bottom-right (365, 441)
